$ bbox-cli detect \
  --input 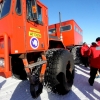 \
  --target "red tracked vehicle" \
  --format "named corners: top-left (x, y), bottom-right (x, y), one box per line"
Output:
top-left (0, 0), bottom-right (74, 98)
